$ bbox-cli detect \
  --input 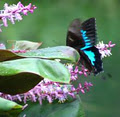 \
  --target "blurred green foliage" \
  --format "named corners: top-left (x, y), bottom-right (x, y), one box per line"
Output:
top-left (0, 0), bottom-right (120, 117)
